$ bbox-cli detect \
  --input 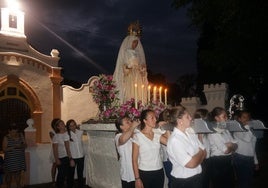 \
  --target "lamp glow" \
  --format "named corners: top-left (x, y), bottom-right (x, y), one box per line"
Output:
top-left (7, 0), bottom-right (20, 11)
